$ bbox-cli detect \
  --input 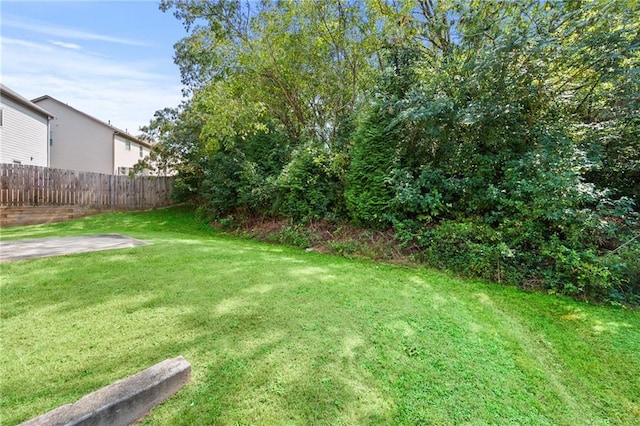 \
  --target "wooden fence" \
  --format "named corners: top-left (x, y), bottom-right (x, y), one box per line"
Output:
top-left (0, 164), bottom-right (174, 210)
